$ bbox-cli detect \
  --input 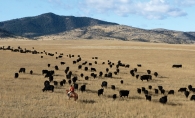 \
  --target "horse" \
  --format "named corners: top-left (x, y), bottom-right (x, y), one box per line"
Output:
top-left (66, 90), bottom-right (78, 101)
